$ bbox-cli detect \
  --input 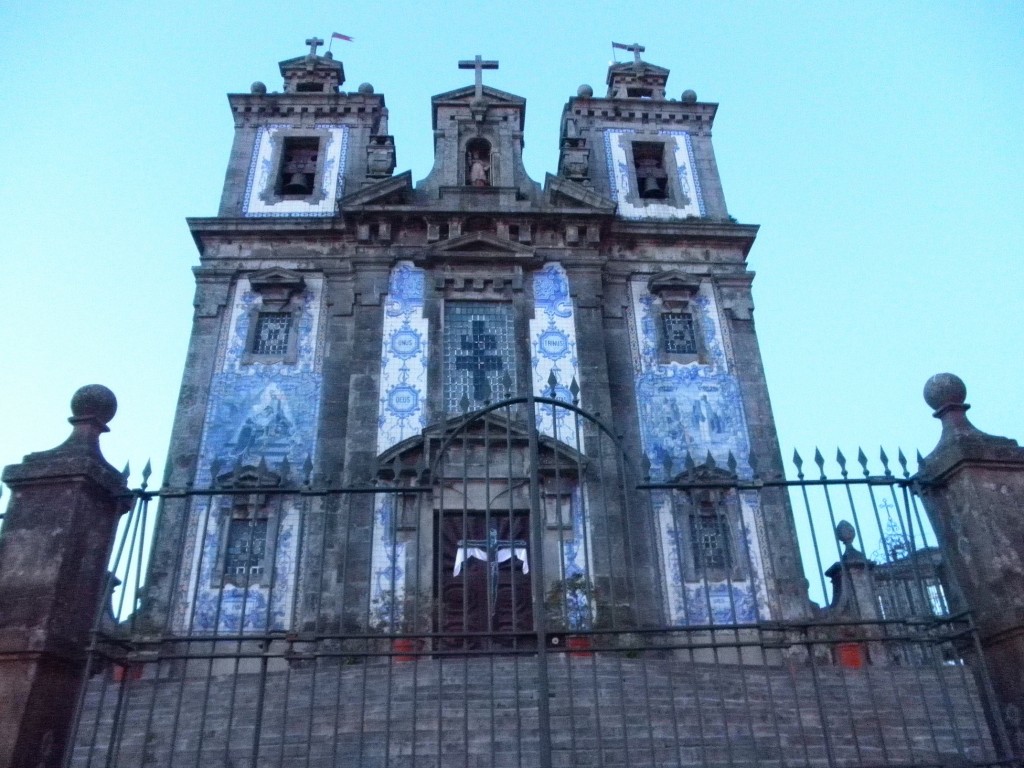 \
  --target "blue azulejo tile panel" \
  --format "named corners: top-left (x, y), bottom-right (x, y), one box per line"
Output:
top-left (653, 490), bottom-right (769, 625)
top-left (377, 262), bottom-right (428, 453)
top-left (193, 276), bottom-right (326, 487)
top-left (177, 276), bottom-right (325, 634)
top-left (369, 494), bottom-right (407, 630)
top-left (172, 500), bottom-right (300, 633)
top-left (242, 125), bottom-right (349, 217)
top-left (629, 278), bottom-right (770, 624)
top-left (627, 277), bottom-right (748, 479)
top-left (604, 129), bottom-right (705, 220)
top-left (531, 263), bottom-right (581, 448)
top-left (369, 263), bottom-right (426, 619)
